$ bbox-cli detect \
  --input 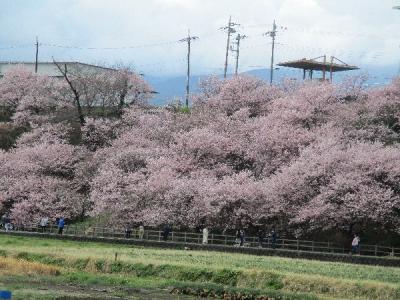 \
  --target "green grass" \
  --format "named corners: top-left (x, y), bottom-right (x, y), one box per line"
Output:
top-left (1, 235), bottom-right (400, 299)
